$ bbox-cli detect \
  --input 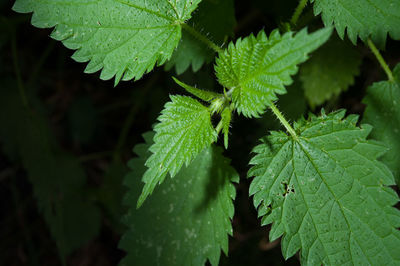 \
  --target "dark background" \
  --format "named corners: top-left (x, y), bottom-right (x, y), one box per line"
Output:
top-left (1, 0), bottom-right (399, 265)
